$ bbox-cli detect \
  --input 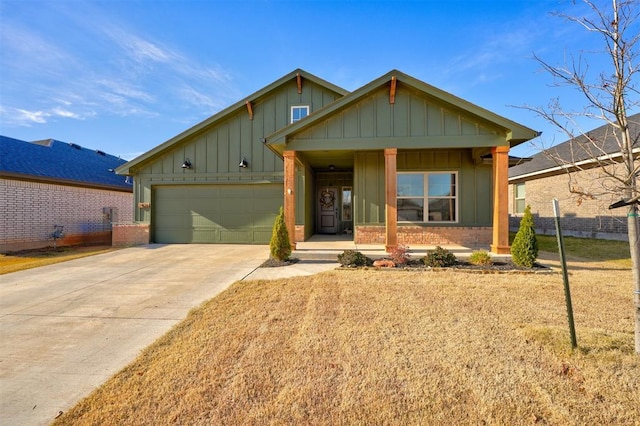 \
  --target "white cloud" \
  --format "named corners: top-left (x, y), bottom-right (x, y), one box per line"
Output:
top-left (103, 27), bottom-right (173, 65)
top-left (0, 108), bottom-right (51, 126)
top-left (51, 107), bottom-right (81, 119)
top-left (178, 85), bottom-right (227, 110)
top-left (98, 80), bottom-right (155, 103)
top-left (0, 2), bottom-right (238, 130)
